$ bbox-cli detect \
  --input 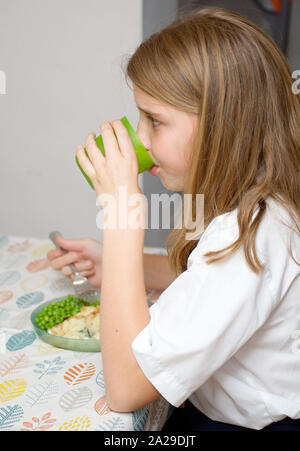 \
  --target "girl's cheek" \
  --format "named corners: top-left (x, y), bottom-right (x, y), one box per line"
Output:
top-left (136, 119), bottom-right (152, 150)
